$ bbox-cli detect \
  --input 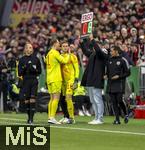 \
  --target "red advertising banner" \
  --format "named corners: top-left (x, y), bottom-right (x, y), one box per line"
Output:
top-left (12, 0), bottom-right (63, 14)
top-left (10, 0), bottom-right (63, 27)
